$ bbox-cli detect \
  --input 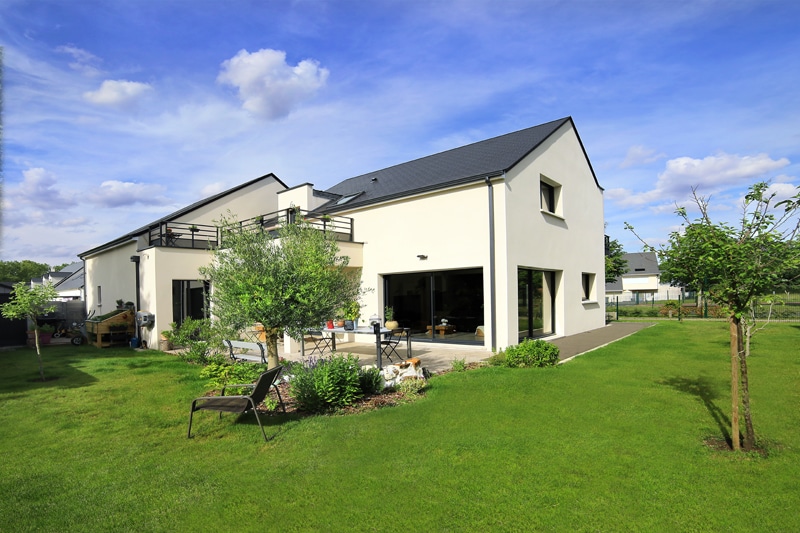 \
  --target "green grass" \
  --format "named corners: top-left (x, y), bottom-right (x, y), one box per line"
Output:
top-left (1, 322), bottom-right (799, 531)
